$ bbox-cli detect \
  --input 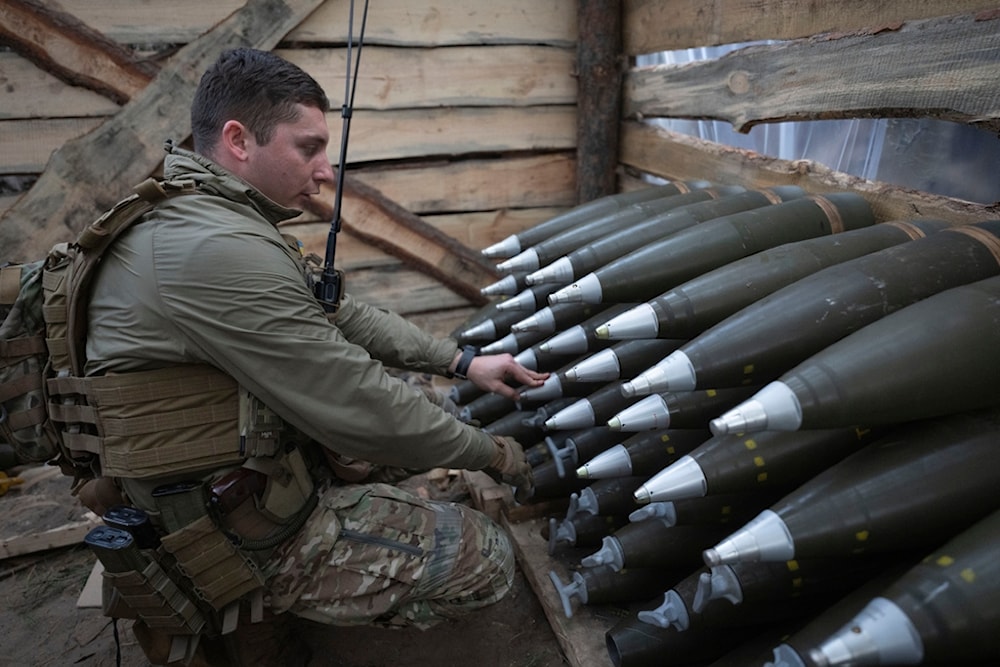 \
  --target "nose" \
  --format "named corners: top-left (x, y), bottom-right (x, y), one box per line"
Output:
top-left (316, 159), bottom-right (335, 184)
